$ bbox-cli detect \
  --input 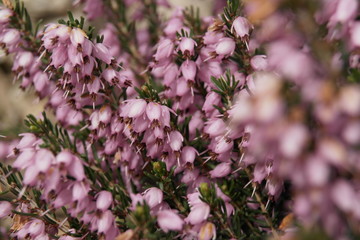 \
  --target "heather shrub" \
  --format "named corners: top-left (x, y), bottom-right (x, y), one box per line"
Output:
top-left (0, 0), bottom-right (359, 239)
